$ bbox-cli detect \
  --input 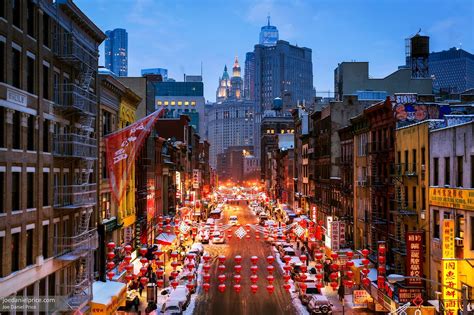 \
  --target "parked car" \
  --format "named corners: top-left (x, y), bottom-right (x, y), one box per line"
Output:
top-left (279, 248), bottom-right (301, 265)
top-left (199, 232), bottom-right (210, 244)
top-left (189, 243), bottom-right (204, 255)
top-left (161, 285), bottom-right (190, 314)
top-left (176, 270), bottom-right (198, 293)
top-left (161, 299), bottom-right (184, 314)
top-left (307, 294), bottom-right (333, 314)
top-left (297, 282), bottom-right (322, 305)
top-left (229, 215), bottom-right (238, 226)
top-left (212, 232), bottom-right (225, 244)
